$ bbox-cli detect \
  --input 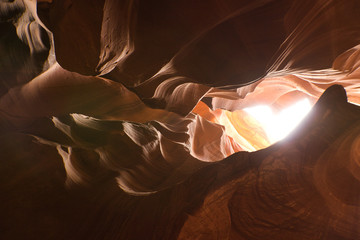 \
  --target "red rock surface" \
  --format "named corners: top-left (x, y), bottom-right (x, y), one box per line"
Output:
top-left (1, 0), bottom-right (360, 239)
